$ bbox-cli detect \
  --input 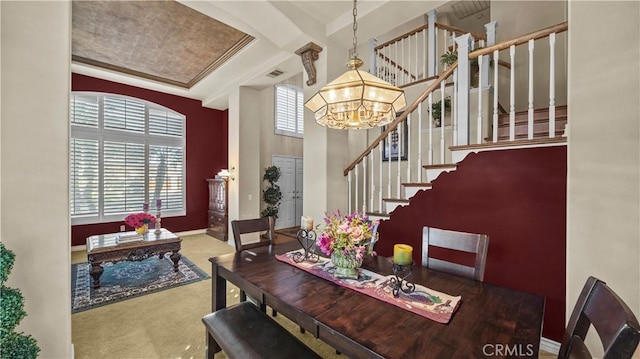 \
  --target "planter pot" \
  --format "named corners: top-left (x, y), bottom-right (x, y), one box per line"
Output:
top-left (331, 251), bottom-right (363, 279)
